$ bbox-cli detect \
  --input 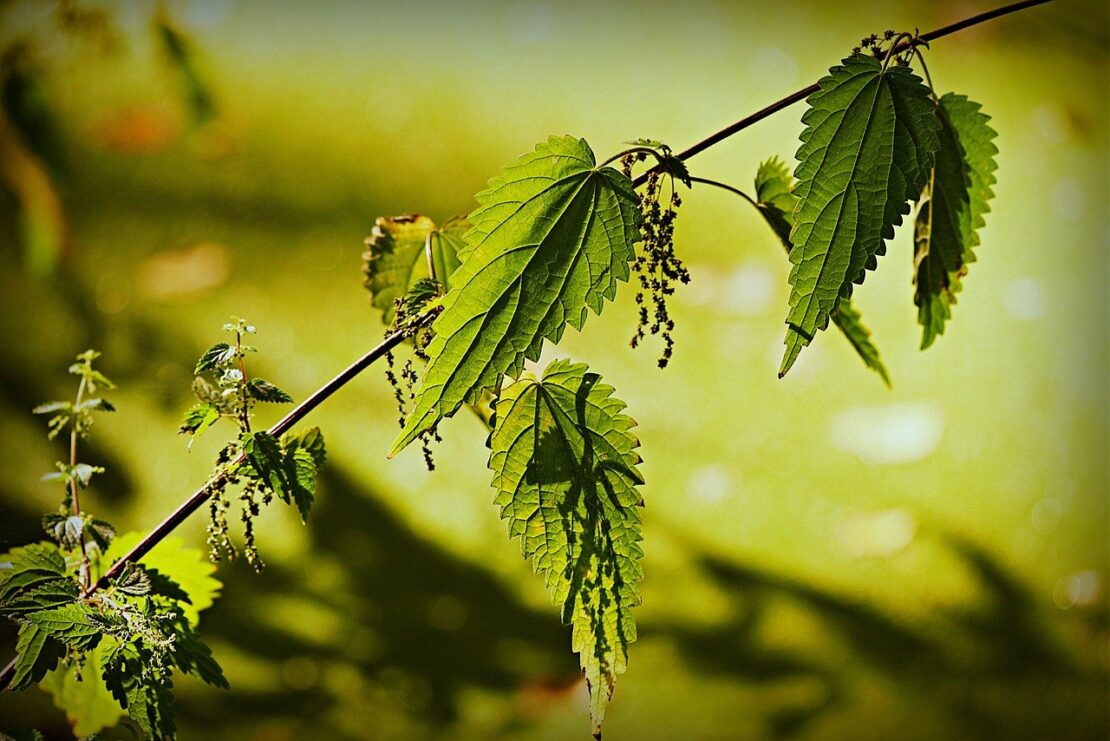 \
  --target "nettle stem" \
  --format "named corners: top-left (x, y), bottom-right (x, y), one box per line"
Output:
top-left (70, 375), bottom-right (92, 589)
top-left (631, 0), bottom-right (1054, 188)
top-left (0, 0), bottom-right (1054, 693)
